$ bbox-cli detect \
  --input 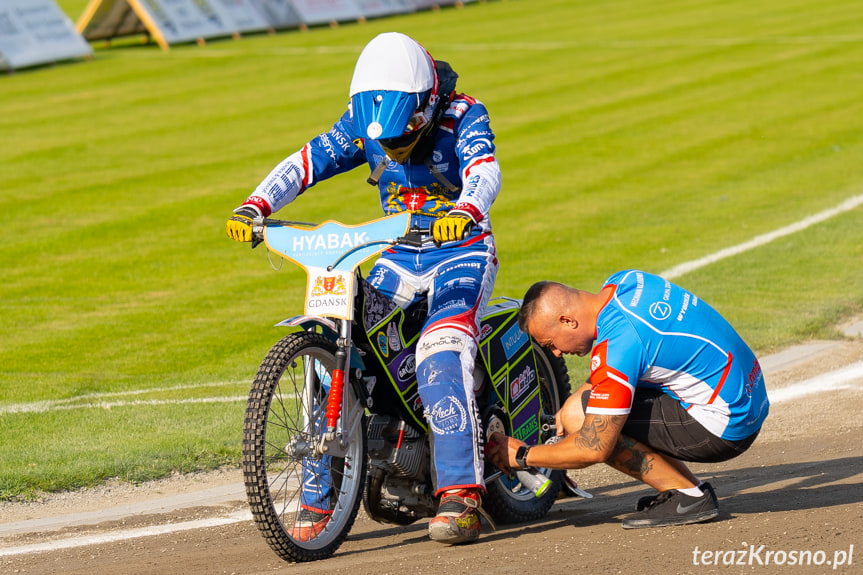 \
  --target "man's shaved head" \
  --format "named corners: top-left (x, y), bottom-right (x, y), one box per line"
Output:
top-left (517, 280), bottom-right (604, 358)
top-left (518, 281), bottom-right (570, 333)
